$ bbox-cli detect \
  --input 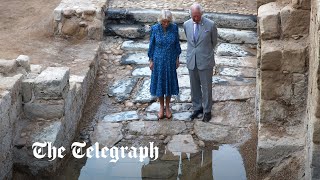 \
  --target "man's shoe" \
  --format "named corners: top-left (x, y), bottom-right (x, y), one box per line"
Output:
top-left (190, 108), bottom-right (203, 120)
top-left (202, 113), bottom-right (212, 122)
